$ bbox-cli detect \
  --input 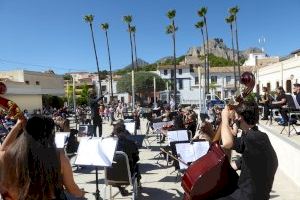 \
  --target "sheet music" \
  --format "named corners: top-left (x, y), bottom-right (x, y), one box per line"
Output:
top-left (75, 137), bottom-right (118, 167)
top-left (175, 141), bottom-right (209, 169)
top-left (55, 132), bottom-right (69, 148)
top-left (125, 122), bottom-right (135, 134)
top-left (167, 130), bottom-right (188, 144)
